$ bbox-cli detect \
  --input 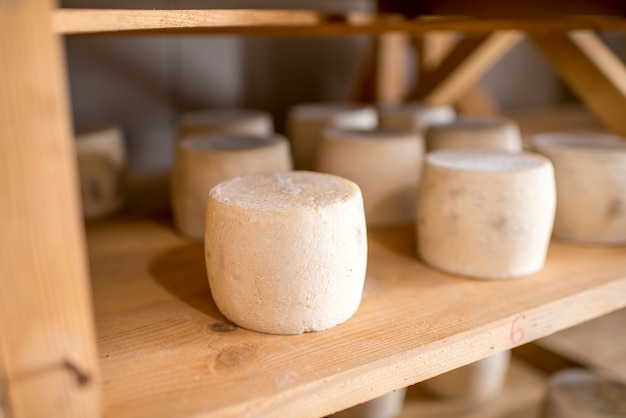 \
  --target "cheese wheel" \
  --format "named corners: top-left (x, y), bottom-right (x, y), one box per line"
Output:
top-left (178, 108), bottom-right (273, 139)
top-left (378, 102), bottom-right (456, 133)
top-left (417, 150), bottom-right (556, 279)
top-left (533, 132), bottom-right (626, 245)
top-left (544, 369), bottom-right (626, 418)
top-left (76, 126), bottom-right (126, 219)
top-left (205, 171), bottom-right (367, 335)
top-left (287, 103), bottom-right (377, 170)
top-left (317, 128), bottom-right (424, 227)
top-left (422, 350), bottom-right (511, 400)
top-left (330, 388), bottom-right (407, 418)
top-left (171, 134), bottom-right (291, 240)
top-left (426, 116), bottom-right (522, 152)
